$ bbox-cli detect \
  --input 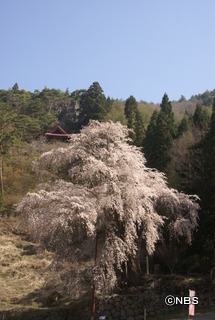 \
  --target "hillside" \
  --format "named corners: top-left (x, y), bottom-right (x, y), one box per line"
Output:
top-left (0, 84), bottom-right (212, 213)
top-left (0, 84), bottom-right (215, 319)
top-left (0, 217), bottom-right (54, 315)
top-left (0, 217), bottom-right (93, 319)
top-left (0, 85), bottom-right (214, 141)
